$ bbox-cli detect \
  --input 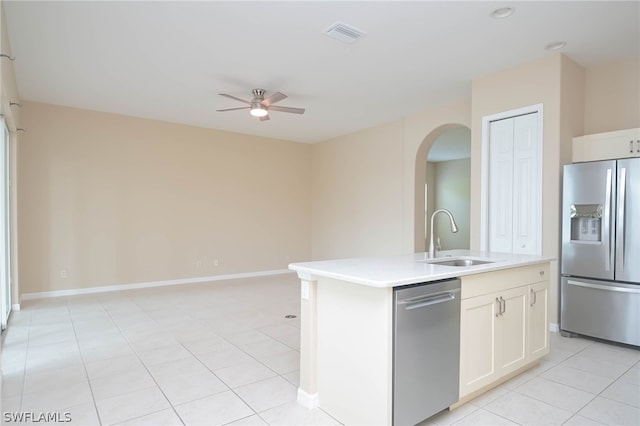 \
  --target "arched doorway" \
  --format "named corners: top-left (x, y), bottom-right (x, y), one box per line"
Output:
top-left (414, 124), bottom-right (471, 253)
